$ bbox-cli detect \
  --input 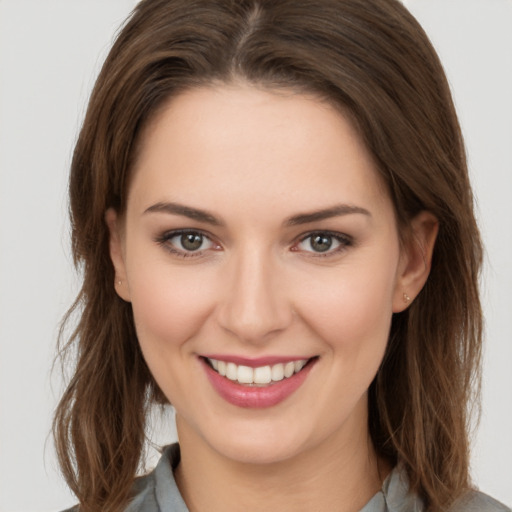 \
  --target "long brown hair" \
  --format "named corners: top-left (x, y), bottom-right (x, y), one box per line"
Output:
top-left (54, 0), bottom-right (483, 510)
